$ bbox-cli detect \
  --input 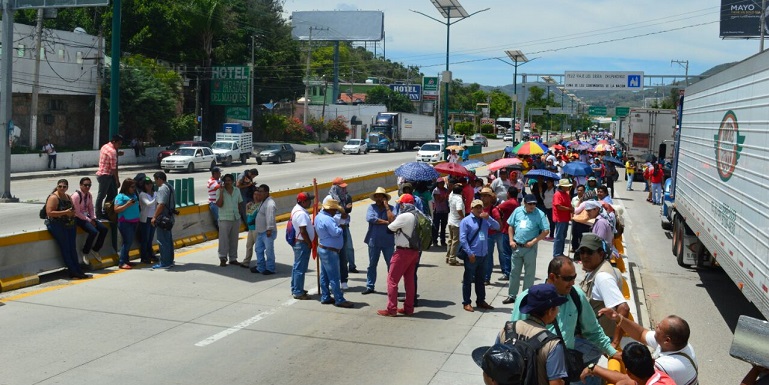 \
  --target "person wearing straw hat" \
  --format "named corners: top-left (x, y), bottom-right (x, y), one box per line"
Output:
top-left (363, 187), bottom-right (395, 295)
top-left (314, 199), bottom-right (354, 308)
top-left (552, 179), bottom-right (574, 257)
